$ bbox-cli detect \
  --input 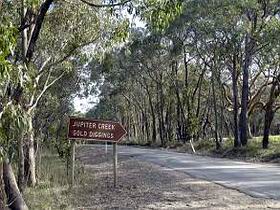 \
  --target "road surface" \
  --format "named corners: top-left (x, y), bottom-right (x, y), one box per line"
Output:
top-left (87, 145), bottom-right (280, 200)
